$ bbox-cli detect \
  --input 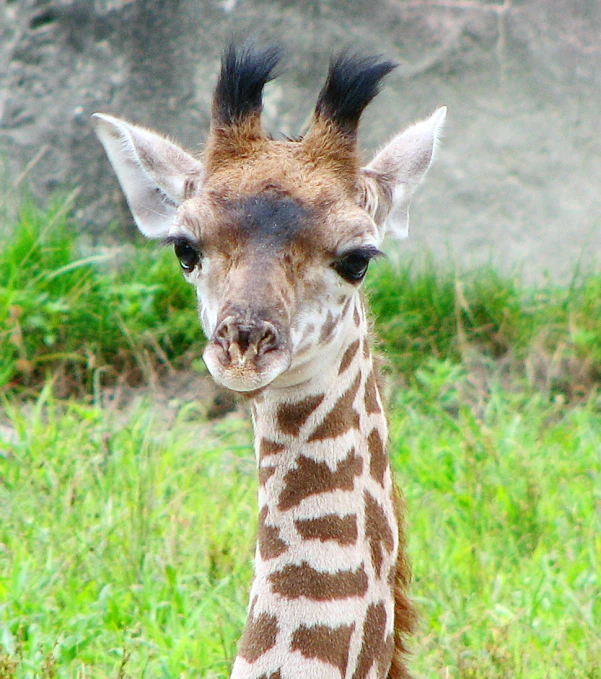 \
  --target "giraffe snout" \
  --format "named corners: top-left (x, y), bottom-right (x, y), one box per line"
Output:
top-left (214, 317), bottom-right (281, 365)
top-left (203, 315), bottom-right (291, 392)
